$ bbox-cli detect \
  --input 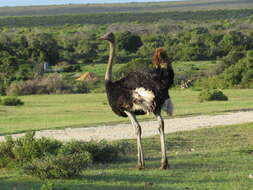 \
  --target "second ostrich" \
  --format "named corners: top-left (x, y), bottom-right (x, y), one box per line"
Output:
top-left (100, 32), bottom-right (174, 169)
